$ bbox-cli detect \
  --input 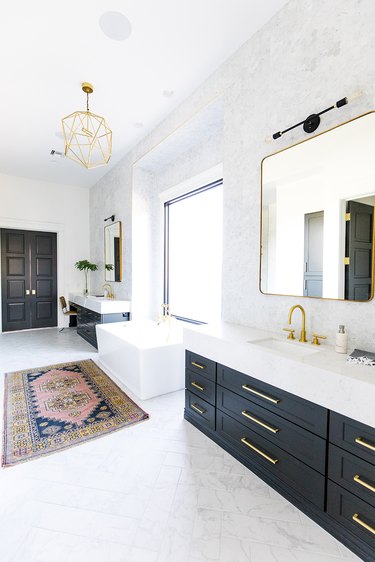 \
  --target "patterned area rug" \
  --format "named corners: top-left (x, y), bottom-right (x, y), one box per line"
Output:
top-left (2, 359), bottom-right (149, 467)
